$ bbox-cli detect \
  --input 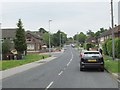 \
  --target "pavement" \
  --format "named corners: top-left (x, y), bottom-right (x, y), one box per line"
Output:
top-left (2, 46), bottom-right (119, 89)
top-left (0, 51), bottom-right (64, 80)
